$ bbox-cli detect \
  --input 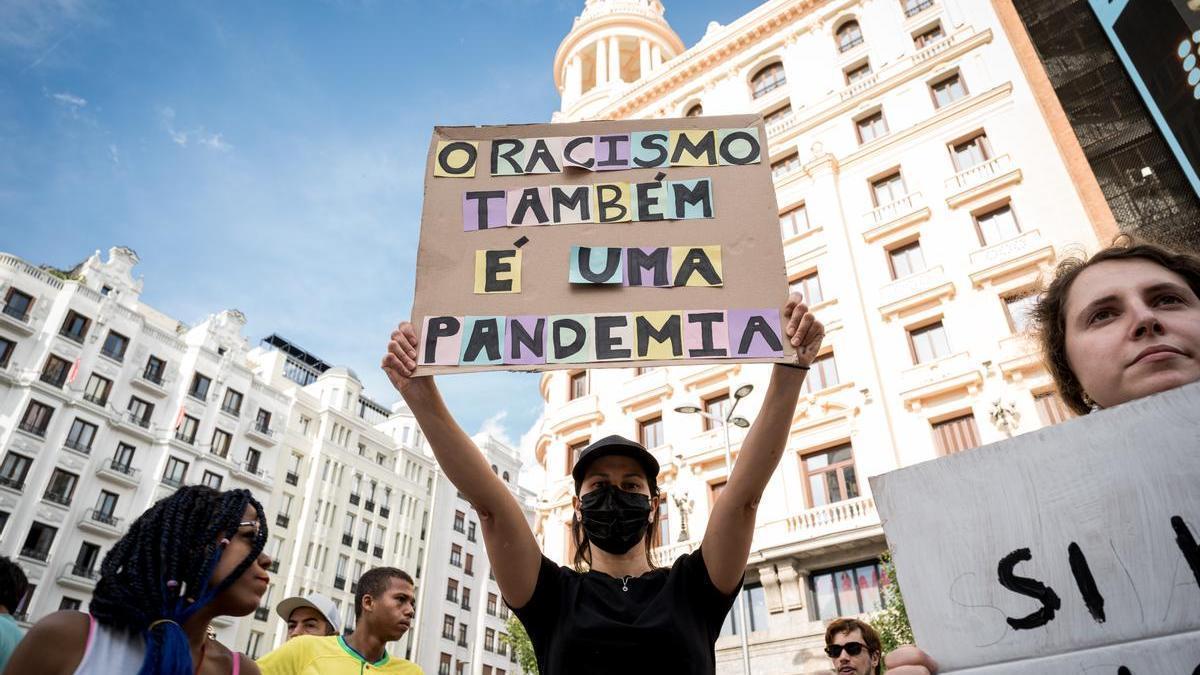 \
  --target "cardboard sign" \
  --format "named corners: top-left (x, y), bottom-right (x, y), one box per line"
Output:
top-left (411, 115), bottom-right (790, 374)
top-left (870, 381), bottom-right (1200, 674)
